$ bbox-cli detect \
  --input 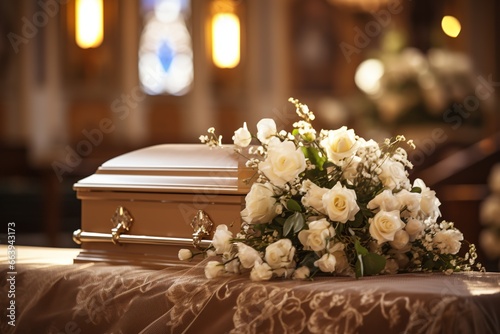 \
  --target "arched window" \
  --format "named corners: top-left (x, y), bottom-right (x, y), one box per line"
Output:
top-left (139, 0), bottom-right (193, 96)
